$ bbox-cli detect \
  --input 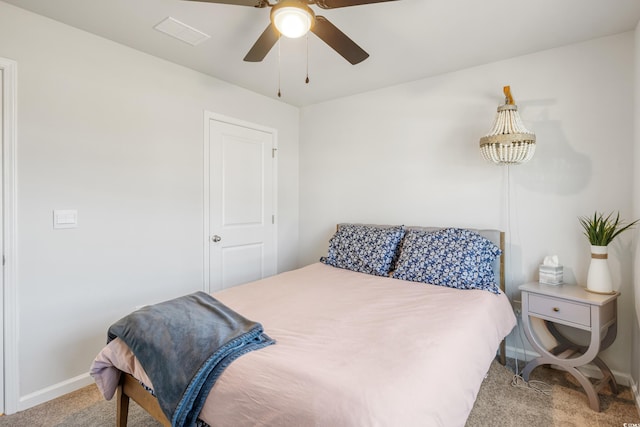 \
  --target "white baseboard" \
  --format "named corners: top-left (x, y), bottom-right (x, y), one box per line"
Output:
top-left (505, 345), bottom-right (631, 387)
top-left (16, 372), bottom-right (94, 413)
top-left (506, 344), bottom-right (538, 361)
top-left (631, 378), bottom-right (640, 418)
